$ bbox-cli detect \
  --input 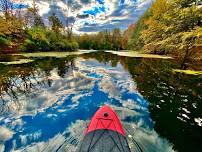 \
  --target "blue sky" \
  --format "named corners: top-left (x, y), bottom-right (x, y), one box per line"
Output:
top-left (5, 0), bottom-right (153, 33)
